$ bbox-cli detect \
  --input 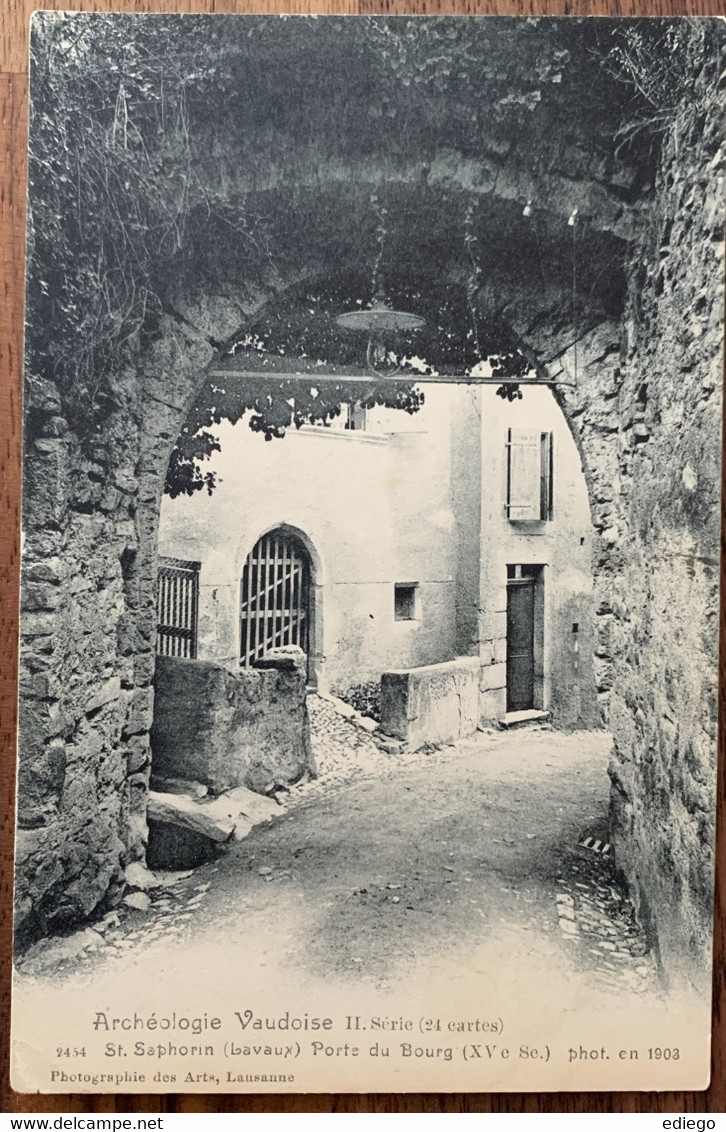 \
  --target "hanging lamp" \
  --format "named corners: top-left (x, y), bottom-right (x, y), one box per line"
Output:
top-left (335, 293), bottom-right (426, 375)
top-left (335, 293), bottom-right (426, 334)
top-left (334, 194), bottom-right (426, 376)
